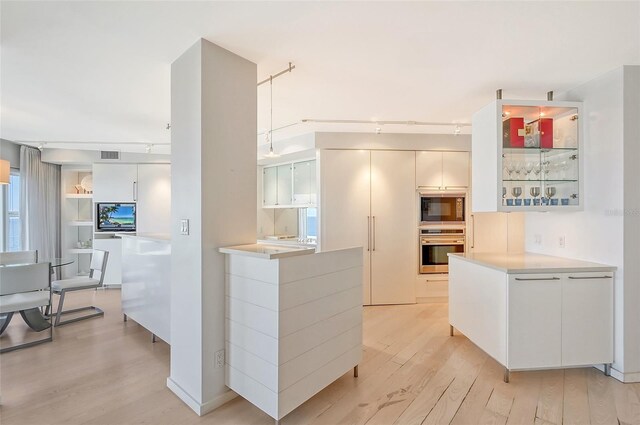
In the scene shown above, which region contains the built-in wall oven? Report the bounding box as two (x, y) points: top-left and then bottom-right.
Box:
(419, 193), (466, 225)
(419, 228), (465, 274)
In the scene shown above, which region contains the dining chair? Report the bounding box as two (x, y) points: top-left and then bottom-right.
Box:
(50, 250), (109, 326)
(0, 250), (38, 265)
(0, 262), (52, 353)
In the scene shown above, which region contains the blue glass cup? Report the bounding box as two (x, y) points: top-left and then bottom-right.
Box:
(524, 199), (531, 206)
(506, 199), (514, 206)
(515, 199), (522, 206)
(541, 198), (549, 205)
(550, 198), (559, 206)
(561, 198), (570, 206)
(533, 198), (541, 206)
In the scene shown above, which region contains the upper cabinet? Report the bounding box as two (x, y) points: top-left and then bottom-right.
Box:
(472, 100), (583, 212)
(293, 160), (317, 206)
(263, 159), (316, 208)
(416, 151), (469, 189)
(93, 164), (138, 203)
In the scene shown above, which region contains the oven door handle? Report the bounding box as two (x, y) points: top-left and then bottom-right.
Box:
(421, 241), (466, 246)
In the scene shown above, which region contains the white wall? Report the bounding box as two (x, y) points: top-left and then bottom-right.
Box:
(0, 139), (20, 168)
(525, 66), (640, 380)
(169, 38), (257, 413)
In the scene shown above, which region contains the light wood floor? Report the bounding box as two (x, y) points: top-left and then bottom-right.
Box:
(2, 289), (639, 425)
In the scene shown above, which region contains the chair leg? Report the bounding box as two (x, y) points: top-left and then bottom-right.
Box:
(55, 290), (66, 327)
(0, 312), (14, 335)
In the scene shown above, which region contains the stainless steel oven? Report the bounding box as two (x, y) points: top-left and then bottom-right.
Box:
(419, 228), (465, 274)
(419, 193), (466, 226)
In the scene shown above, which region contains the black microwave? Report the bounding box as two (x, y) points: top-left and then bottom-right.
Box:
(420, 193), (466, 225)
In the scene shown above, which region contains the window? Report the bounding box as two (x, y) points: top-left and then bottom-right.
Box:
(298, 207), (317, 241)
(1, 172), (21, 251)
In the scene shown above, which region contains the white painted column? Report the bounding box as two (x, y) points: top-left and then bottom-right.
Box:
(168, 38), (257, 415)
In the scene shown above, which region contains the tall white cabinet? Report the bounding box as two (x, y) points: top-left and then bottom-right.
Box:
(320, 149), (415, 305)
(92, 163), (171, 285)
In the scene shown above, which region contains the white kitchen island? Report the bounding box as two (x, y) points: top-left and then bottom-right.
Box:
(448, 252), (616, 382)
(121, 233), (171, 343)
(219, 243), (363, 423)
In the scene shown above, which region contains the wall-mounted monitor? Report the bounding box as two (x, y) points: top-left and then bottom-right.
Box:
(96, 203), (136, 232)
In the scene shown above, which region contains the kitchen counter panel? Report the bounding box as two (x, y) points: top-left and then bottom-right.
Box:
(219, 243), (315, 259)
(449, 252), (616, 274)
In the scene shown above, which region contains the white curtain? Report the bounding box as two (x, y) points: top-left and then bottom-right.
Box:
(20, 146), (61, 261)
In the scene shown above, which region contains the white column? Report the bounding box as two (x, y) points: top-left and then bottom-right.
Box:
(168, 38), (257, 415)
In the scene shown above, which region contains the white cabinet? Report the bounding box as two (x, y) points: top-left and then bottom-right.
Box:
(263, 166), (278, 206)
(93, 238), (122, 285)
(136, 164), (171, 234)
(92, 164), (138, 203)
(561, 273), (614, 366)
(320, 150), (372, 304)
(507, 272), (614, 370)
(508, 274), (562, 369)
(471, 99), (583, 212)
(370, 151), (416, 305)
(263, 161), (316, 208)
(416, 151), (469, 189)
(320, 149), (415, 305)
(469, 212), (524, 253)
(293, 160), (316, 205)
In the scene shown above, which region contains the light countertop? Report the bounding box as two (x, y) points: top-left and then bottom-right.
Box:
(118, 233), (171, 243)
(449, 252), (616, 274)
(219, 243), (316, 259)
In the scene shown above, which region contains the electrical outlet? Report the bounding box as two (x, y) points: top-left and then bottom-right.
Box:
(534, 234), (542, 245)
(559, 236), (566, 248)
(215, 349), (225, 368)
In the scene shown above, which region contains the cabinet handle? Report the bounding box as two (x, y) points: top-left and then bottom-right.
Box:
(568, 275), (613, 279)
(367, 216), (370, 252)
(470, 214), (475, 249)
(133, 181), (138, 201)
(372, 216), (376, 251)
(514, 277), (560, 281)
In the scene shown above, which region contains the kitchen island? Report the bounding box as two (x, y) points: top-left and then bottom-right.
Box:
(121, 233), (171, 343)
(448, 252), (616, 382)
(220, 243), (362, 422)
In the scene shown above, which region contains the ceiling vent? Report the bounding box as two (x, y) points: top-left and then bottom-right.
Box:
(100, 150), (120, 160)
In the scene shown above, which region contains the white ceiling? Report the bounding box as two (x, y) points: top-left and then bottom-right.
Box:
(1, 1), (639, 152)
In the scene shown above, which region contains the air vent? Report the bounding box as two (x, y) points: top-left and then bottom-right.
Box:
(100, 150), (120, 160)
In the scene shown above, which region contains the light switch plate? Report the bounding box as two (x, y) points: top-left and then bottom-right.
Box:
(180, 219), (189, 235)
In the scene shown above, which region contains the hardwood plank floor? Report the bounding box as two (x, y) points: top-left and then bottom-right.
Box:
(1, 289), (639, 425)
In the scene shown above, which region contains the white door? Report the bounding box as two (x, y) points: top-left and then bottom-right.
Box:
(442, 152), (469, 188)
(320, 150), (372, 305)
(137, 164), (171, 234)
(277, 164), (292, 206)
(561, 273), (614, 366)
(469, 212), (508, 253)
(370, 150), (416, 305)
(262, 166), (277, 207)
(92, 164), (138, 203)
(416, 151), (442, 189)
(508, 274), (562, 369)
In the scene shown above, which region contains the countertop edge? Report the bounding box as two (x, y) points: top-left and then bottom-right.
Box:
(448, 253), (617, 274)
(118, 233), (171, 243)
(219, 244), (316, 260)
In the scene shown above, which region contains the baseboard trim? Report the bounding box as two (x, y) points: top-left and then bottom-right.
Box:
(166, 377), (238, 416)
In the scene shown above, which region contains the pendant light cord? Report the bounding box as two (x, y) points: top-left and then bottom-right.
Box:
(270, 75), (273, 151)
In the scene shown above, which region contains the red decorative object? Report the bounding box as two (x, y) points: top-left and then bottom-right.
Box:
(538, 118), (554, 149)
(503, 117), (524, 148)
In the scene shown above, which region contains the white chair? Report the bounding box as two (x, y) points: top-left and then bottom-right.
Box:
(50, 250), (109, 326)
(0, 262), (52, 353)
(0, 250), (38, 265)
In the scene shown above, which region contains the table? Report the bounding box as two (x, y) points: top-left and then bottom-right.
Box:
(0, 258), (75, 332)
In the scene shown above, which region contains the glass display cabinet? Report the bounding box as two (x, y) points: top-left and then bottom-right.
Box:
(472, 100), (583, 212)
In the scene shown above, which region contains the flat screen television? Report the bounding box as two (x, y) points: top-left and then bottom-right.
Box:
(96, 203), (136, 232)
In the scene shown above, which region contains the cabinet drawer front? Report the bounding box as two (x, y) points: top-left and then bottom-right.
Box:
(508, 275), (562, 369)
(562, 274), (614, 366)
